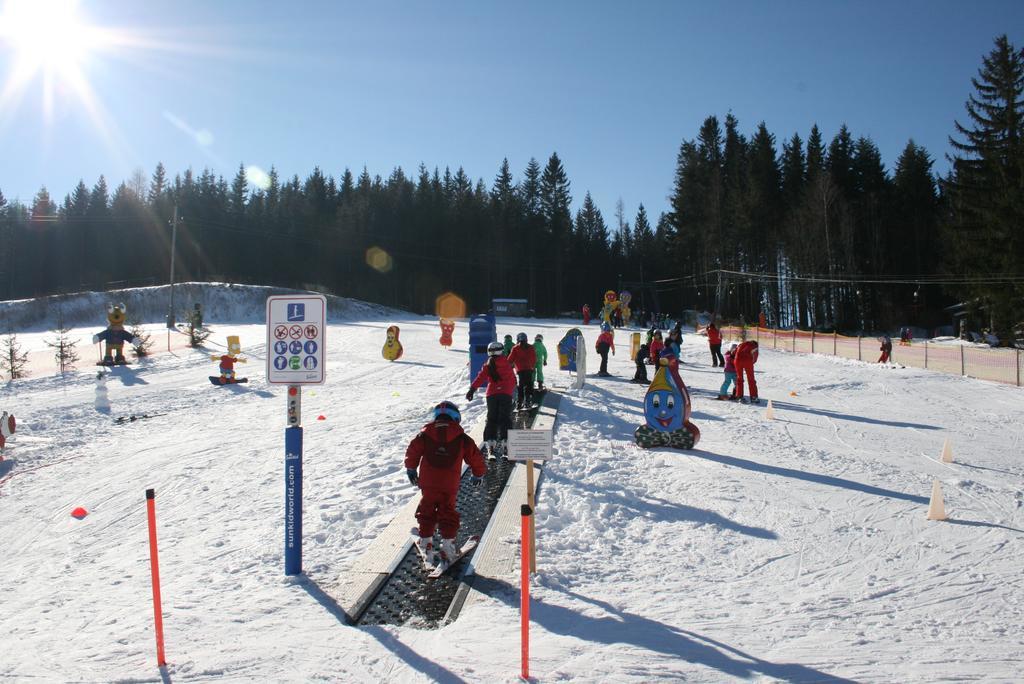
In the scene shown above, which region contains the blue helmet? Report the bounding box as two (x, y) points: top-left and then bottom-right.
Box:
(517, 332), (528, 343)
(433, 401), (461, 423)
(601, 322), (611, 332)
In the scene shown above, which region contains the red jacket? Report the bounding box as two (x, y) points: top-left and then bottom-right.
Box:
(735, 341), (759, 365)
(596, 331), (615, 353)
(507, 342), (537, 372)
(470, 355), (517, 396)
(405, 419), (485, 493)
(648, 339), (663, 363)
(706, 325), (722, 345)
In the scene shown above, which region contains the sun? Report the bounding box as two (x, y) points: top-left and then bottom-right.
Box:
(0, 0), (109, 122)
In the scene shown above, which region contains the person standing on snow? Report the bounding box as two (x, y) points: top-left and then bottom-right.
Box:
(502, 334), (514, 356)
(533, 333), (548, 392)
(405, 401), (486, 566)
(633, 341), (651, 384)
(466, 341), (517, 456)
(717, 343), (739, 399)
(582, 304), (591, 325)
(595, 323), (615, 376)
(507, 332), (538, 410)
(878, 335), (892, 363)
(648, 329), (664, 365)
(706, 322), (724, 367)
(734, 340), (759, 404)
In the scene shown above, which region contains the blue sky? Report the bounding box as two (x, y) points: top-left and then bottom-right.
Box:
(1, 0), (1022, 224)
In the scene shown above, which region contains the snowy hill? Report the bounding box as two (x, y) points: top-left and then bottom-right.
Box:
(1, 285), (1022, 682)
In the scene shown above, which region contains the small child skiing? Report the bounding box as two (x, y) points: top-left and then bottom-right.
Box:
(717, 343), (738, 399)
(533, 333), (548, 392)
(466, 341), (517, 456)
(405, 401), (486, 567)
(648, 329), (664, 364)
(633, 342), (651, 384)
(595, 323), (615, 377)
(507, 332), (538, 410)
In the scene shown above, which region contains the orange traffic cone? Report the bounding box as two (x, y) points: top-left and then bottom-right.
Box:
(926, 479), (947, 521)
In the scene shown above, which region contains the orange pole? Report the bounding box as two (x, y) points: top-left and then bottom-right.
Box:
(146, 489), (167, 667)
(520, 504), (531, 680)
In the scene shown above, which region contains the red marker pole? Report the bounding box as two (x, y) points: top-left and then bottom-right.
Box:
(520, 504), (532, 680)
(145, 489), (167, 667)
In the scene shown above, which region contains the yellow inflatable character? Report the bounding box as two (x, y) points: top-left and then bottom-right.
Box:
(382, 325), (404, 361)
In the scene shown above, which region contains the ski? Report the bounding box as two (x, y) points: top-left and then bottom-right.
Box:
(114, 413), (163, 425)
(410, 531), (436, 571)
(209, 376), (248, 386)
(427, 535), (480, 579)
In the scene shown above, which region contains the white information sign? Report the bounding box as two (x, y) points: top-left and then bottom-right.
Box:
(266, 295), (326, 384)
(506, 429), (554, 462)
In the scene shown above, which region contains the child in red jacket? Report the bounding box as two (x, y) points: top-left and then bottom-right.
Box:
(405, 401), (486, 566)
(507, 332), (538, 410)
(466, 341), (517, 456)
(648, 330), (664, 365)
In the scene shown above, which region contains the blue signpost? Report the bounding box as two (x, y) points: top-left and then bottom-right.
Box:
(284, 421), (303, 575)
(266, 295), (326, 577)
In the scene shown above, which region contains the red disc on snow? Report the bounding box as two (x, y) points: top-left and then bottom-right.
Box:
(317, 415), (326, 421)
(71, 507), (88, 520)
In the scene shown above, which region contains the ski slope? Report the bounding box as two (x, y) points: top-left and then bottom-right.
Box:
(1, 286), (1022, 682)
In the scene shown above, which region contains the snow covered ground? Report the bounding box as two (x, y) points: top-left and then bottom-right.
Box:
(1, 285), (1022, 682)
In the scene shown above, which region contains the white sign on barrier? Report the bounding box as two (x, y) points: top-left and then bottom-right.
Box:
(266, 295), (327, 385)
(507, 429), (553, 461)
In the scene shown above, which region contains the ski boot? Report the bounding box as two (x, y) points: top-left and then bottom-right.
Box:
(439, 538), (459, 563)
(114, 354), (127, 365)
(496, 439), (508, 460)
(740, 397), (750, 404)
(750, 397), (761, 404)
(417, 536), (436, 567)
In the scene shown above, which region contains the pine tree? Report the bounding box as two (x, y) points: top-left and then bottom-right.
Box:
(46, 307), (79, 375)
(128, 318), (154, 357)
(540, 153), (572, 311)
(945, 34), (1024, 342)
(0, 332), (29, 380)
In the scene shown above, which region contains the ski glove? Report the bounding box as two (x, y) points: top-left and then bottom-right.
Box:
(470, 476), (483, 487)
(406, 468), (418, 486)
(465, 388), (475, 401)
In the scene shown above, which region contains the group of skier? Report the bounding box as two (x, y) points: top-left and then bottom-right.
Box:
(405, 330), (549, 573)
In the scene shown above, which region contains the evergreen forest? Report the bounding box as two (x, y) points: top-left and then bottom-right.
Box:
(1, 35), (1021, 341)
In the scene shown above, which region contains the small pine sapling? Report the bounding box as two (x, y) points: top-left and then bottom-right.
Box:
(177, 304), (210, 347)
(0, 333), (29, 380)
(128, 318), (154, 357)
(46, 307), (80, 375)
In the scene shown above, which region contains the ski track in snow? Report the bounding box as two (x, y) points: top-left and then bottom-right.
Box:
(1, 288), (1022, 682)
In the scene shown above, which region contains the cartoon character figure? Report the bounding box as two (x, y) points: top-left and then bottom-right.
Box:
(93, 303), (139, 366)
(634, 359), (701, 450)
(600, 290), (620, 326)
(382, 325), (404, 361)
(557, 328), (582, 371)
(439, 318), (455, 348)
(0, 410), (16, 451)
(210, 335), (247, 384)
(619, 291), (632, 327)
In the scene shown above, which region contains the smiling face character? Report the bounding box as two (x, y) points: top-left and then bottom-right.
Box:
(644, 367), (684, 432)
(107, 303), (126, 327)
(227, 335), (242, 357)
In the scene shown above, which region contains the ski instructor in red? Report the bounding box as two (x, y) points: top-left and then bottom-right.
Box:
(734, 340), (760, 403)
(405, 401), (486, 564)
